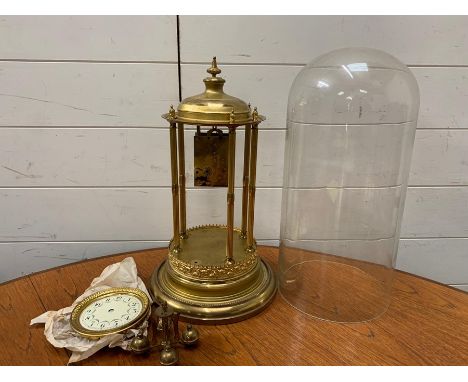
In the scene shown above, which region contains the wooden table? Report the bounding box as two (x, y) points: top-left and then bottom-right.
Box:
(1, 246), (467, 365)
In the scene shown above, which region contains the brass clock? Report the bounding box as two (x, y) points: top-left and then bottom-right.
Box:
(70, 287), (151, 339)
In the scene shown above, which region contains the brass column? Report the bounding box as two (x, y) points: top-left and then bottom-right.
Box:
(169, 121), (180, 251)
(177, 123), (187, 238)
(247, 122), (259, 250)
(226, 126), (236, 264)
(241, 124), (252, 238)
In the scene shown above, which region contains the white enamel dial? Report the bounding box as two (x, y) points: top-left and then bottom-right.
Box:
(78, 293), (143, 331)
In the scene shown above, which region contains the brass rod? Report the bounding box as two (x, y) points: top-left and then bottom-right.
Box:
(226, 126), (236, 263)
(247, 124), (259, 249)
(169, 122), (180, 251)
(177, 123), (187, 238)
(241, 124), (252, 238)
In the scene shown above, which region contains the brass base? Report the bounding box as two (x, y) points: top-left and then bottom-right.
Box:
(150, 226), (277, 323)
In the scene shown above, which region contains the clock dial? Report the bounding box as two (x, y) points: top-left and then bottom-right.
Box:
(78, 293), (143, 331)
(71, 288), (150, 338)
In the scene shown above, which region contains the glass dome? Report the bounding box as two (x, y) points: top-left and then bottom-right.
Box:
(279, 48), (420, 322)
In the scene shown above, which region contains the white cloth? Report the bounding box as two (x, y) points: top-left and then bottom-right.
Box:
(30, 257), (152, 364)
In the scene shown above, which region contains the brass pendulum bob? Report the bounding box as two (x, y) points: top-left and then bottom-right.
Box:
(160, 344), (179, 366)
(181, 324), (199, 346)
(130, 300), (200, 365)
(130, 331), (151, 355)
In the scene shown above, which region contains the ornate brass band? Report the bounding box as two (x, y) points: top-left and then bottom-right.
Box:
(168, 225), (258, 280)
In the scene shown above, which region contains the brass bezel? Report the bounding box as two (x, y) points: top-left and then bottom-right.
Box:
(70, 287), (151, 339)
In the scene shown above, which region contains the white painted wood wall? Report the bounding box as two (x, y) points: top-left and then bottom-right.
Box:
(0, 16), (467, 291)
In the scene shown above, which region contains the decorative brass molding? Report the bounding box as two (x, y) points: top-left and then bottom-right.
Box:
(168, 224), (258, 280)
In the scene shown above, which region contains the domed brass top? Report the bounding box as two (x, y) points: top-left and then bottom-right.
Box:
(163, 57), (264, 126)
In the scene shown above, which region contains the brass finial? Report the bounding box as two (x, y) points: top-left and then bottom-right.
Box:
(252, 107), (259, 122)
(169, 105), (176, 119)
(207, 56), (222, 77)
(248, 103), (251, 111)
